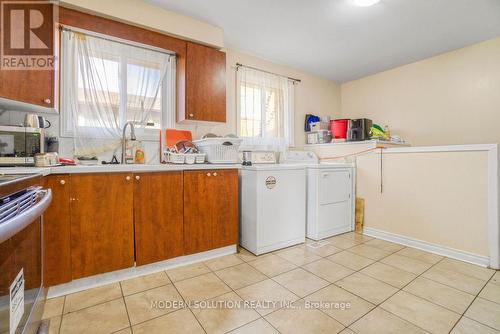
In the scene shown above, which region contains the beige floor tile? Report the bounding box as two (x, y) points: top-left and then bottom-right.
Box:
(350, 307), (428, 334)
(236, 247), (262, 262)
(205, 254), (244, 271)
(380, 253), (433, 275)
(381, 291), (461, 334)
(325, 235), (361, 249)
(305, 243), (343, 257)
(404, 277), (475, 314)
(247, 254), (297, 277)
(42, 297), (65, 319)
(347, 244), (392, 261)
(451, 317), (500, 334)
(335, 272), (398, 305)
(132, 309), (205, 334)
(396, 247), (443, 264)
(436, 258), (495, 281)
(305, 285), (375, 326)
(422, 266), (487, 295)
(272, 268), (329, 297)
(339, 329), (357, 334)
(265, 300), (345, 334)
(491, 271), (500, 285)
(364, 239), (405, 252)
(60, 299), (130, 334)
(191, 291), (260, 334)
(465, 298), (500, 330)
(166, 262), (211, 282)
(47, 316), (61, 334)
(174, 272), (231, 301)
(114, 328), (132, 334)
(327, 251), (375, 271)
(480, 282), (500, 304)
(63, 283), (122, 314)
(360, 262), (417, 288)
(120, 271), (171, 296)
(338, 232), (373, 243)
(228, 318), (279, 334)
(124, 284), (184, 325)
(215, 263), (267, 290)
(302, 259), (354, 283)
(276, 246), (322, 266)
(235, 279), (299, 316)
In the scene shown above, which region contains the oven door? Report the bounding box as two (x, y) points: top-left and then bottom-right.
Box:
(0, 188), (52, 334)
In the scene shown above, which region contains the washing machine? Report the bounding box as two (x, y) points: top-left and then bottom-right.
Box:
(239, 152), (314, 255)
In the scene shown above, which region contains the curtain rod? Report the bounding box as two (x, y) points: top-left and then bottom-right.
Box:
(60, 25), (176, 57)
(235, 63), (301, 83)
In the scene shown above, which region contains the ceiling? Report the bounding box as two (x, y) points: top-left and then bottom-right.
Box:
(147, 0), (500, 83)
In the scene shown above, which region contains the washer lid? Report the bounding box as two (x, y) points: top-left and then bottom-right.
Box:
(241, 164), (306, 171)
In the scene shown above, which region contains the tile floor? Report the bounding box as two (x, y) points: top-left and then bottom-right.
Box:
(42, 232), (500, 334)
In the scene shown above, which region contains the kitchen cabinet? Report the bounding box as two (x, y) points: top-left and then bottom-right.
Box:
(134, 172), (184, 265)
(182, 42), (226, 122)
(70, 173), (134, 279)
(43, 175), (72, 286)
(184, 170), (238, 254)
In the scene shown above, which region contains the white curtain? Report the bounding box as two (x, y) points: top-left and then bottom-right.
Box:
(61, 29), (173, 157)
(237, 66), (295, 151)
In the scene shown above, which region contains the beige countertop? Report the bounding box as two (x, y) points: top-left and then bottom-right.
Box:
(0, 163), (241, 176)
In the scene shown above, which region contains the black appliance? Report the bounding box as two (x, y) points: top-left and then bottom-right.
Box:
(347, 118), (372, 141)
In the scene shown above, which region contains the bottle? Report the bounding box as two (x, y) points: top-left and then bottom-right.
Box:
(383, 125), (391, 141)
(134, 141), (145, 164)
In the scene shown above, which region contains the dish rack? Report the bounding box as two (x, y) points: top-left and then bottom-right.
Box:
(165, 152), (206, 164)
(193, 138), (243, 164)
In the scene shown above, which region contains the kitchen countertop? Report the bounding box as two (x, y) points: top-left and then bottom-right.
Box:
(0, 163), (241, 176)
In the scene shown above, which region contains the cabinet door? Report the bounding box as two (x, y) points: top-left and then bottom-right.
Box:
(184, 42), (226, 122)
(319, 170), (351, 205)
(183, 171), (214, 254)
(43, 175), (71, 286)
(0, 69), (54, 107)
(211, 170), (238, 249)
(134, 172), (184, 265)
(70, 173), (134, 279)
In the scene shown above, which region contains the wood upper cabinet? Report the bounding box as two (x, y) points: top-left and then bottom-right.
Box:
(184, 170), (238, 254)
(0, 2), (55, 108)
(43, 175), (71, 286)
(182, 42), (226, 122)
(134, 172), (184, 266)
(69, 173), (134, 279)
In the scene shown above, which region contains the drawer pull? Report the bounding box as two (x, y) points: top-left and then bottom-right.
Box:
(207, 173), (211, 177)
(135, 175), (141, 181)
(213, 172), (218, 177)
(126, 176), (131, 181)
(60, 180), (66, 185)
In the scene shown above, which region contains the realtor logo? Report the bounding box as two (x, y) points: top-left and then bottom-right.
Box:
(1, 1), (56, 70)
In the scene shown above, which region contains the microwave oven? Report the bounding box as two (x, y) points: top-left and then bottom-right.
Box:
(0, 126), (44, 166)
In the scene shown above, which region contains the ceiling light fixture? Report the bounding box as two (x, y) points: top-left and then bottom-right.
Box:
(352, 0), (381, 7)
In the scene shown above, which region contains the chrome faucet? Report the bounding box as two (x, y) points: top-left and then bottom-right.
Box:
(121, 121), (137, 164)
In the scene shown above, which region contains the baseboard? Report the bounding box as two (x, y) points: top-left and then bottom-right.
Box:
(363, 227), (491, 268)
(47, 245), (237, 298)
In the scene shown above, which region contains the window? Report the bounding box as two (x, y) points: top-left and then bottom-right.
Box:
(61, 29), (176, 143)
(237, 66), (295, 148)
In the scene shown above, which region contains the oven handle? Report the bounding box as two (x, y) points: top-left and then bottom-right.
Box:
(0, 189), (52, 244)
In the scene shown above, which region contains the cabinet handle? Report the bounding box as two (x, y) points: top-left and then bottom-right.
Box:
(126, 176), (131, 181)
(43, 98), (51, 105)
(189, 113), (194, 118)
(60, 179), (66, 185)
(207, 173), (211, 177)
(213, 172), (218, 177)
(135, 175), (141, 181)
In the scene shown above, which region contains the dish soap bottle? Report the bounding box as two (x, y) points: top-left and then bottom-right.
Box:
(134, 141), (145, 164)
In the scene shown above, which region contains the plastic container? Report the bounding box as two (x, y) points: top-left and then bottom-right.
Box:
(193, 138), (242, 163)
(330, 119), (349, 139)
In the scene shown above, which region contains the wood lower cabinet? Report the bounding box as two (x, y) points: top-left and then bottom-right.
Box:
(183, 42), (226, 122)
(70, 173), (134, 279)
(43, 175), (72, 286)
(134, 172), (184, 265)
(184, 170), (238, 254)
